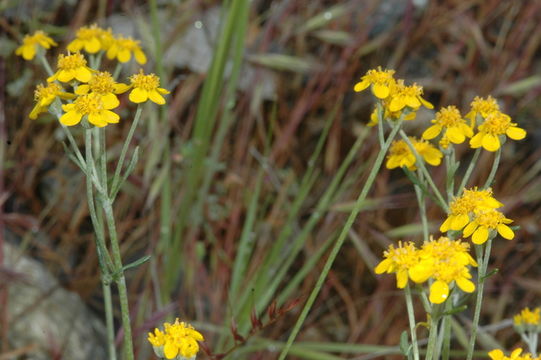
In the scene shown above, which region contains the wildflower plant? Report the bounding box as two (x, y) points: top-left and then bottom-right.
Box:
(17, 24), (176, 360)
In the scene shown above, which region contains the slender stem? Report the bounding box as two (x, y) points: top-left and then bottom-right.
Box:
(377, 102), (385, 147)
(399, 131), (449, 212)
(444, 148), (455, 201)
(37, 54), (54, 76)
(110, 106), (143, 198)
(62, 126), (86, 168)
(102, 281), (117, 360)
(414, 180), (428, 243)
(441, 297), (452, 360)
(405, 284), (420, 360)
(113, 63), (122, 80)
(483, 148), (501, 189)
(458, 148), (481, 196)
(425, 313), (440, 360)
(532, 331), (538, 356)
(466, 239), (493, 360)
(277, 117), (404, 360)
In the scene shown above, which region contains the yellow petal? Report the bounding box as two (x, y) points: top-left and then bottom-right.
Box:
(67, 39), (83, 52)
(75, 84), (90, 95)
(429, 280), (449, 304)
(22, 45), (36, 60)
(396, 269), (408, 288)
(157, 87), (170, 94)
(456, 277), (475, 293)
(389, 97), (405, 112)
(386, 156), (400, 169)
(440, 217), (452, 232)
(372, 83), (390, 99)
(102, 93), (120, 109)
(58, 69), (75, 83)
(497, 224), (514, 240)
(134, 49), (147, 64)
(420, 97), (434, 109)
(451, 214), (470, 231)
(118, 48), (131, 63)
(472, 226), (489, 245)
(446, 127), (465, 144)
(102, 110), (120, 124)
(129, 87), (148, 103)
(106, 46), (117, 60)
(469, 132), (483, 148)
(88, 113), (108, 127)
(60, 110), (83, 126)
(482, 133), (500, 152)
(405, 95), (421, 109)
(488, 349), (504, 360)
(353, 79), (370, 92)
(375, 258), (392, 274)
(29, 105), (44, 119)
(463, 221), (478, 237)
(149, 90), (166, 105)
(506, 126), (526, 140)
(422, 125), (441, 140)
(84, 37), (101, 53)
(422, 148), (442, 166)
(408, 262), (433, 283)
(163, 342), (178, 359)
(113, 83), (131, 94)
(75, 67), (92, 83)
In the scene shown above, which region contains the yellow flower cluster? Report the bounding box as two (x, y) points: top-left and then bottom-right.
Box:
(422, 105), (473, 149)
(514, 307), (541, 333)
(375, 237), (477, 304)
(386, 137), (442, 171)
(441, 188), (514, 244)
(18, 24), (169, 127)
(148, 319), (204, 360)
(489, 348), (541, 360)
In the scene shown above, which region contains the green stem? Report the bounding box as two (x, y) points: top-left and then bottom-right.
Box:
(414, 180), (429, 243)
(37, 54), (54, 76)
(102, 281), (117, 360)
(399, 131), (449, 212)
(277, 117), (404, 360)
(441, 297), (452, 360)
(466, 239), (493, 360)
(110, 106), (143, 198)
(376, 102), (385, 147)
(483, 148), (501, 189)
(444, 148), (455, 201)
(405, 284), (420, 360)
(458, 148), (481, 196)
(113, 63), (123, 80)
(425, 313), (440, 360)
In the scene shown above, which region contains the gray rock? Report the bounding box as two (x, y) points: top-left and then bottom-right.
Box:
(4, 241), (106, 360)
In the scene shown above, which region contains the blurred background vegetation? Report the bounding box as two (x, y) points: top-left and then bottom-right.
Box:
(2, 0), (541, 359)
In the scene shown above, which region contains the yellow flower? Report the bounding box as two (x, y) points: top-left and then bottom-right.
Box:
(148, 319), (204, 360)
(514, 307), (541, 327)
(47, 53), (93, 83)
(126, 70), (170, 105)
(29, 83), (75, 119)
(367, 104), (416, 127)
(375, 241), (420, 289)
(466, 95), (500, 125)
(470, 111), (527, 152)
(75, 71), (129, 109)
(387, 80), (433, 113)
(409, 237), (477, 304)
(488, 348), (538, 360)
(106, 35), (147, 64)
(462, 208), (514, 244)
(15, 30), (57, 60)
(386, 137), (442, 171)
(440, 188), (503, 232)
(67, 24), (112, 54)
(60, 93), (119, 127)
(422, 106), (473, 148)
(354, 67), (396, 99)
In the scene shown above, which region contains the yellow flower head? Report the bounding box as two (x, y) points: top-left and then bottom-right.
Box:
(440, 188), (503, 232)
(375, 241), (420, 289)
(387, 80), (433, 113)
(67, 24), (112, 54)
(470, 111), (527, 152)
(466, 96), (500, 124)
(148, 319), (204, 360)
(462, 208), (514, 244)
(60, 93), (119, 127)
(106, 35), (147, 64)
(409, 237), (477, 304)
(15, 30), (57, 60)
(127, 70), (170, 105)
(514, 307), (541, 331)
(422, 106), (473, 148)
(386, 137), (442, 171)
(354, 67), (396, 99)
(75, 71), (129, 109)
(47, 53), (93, 83)
(29, 83), (75, 119)
(488, 348), (540, 360)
